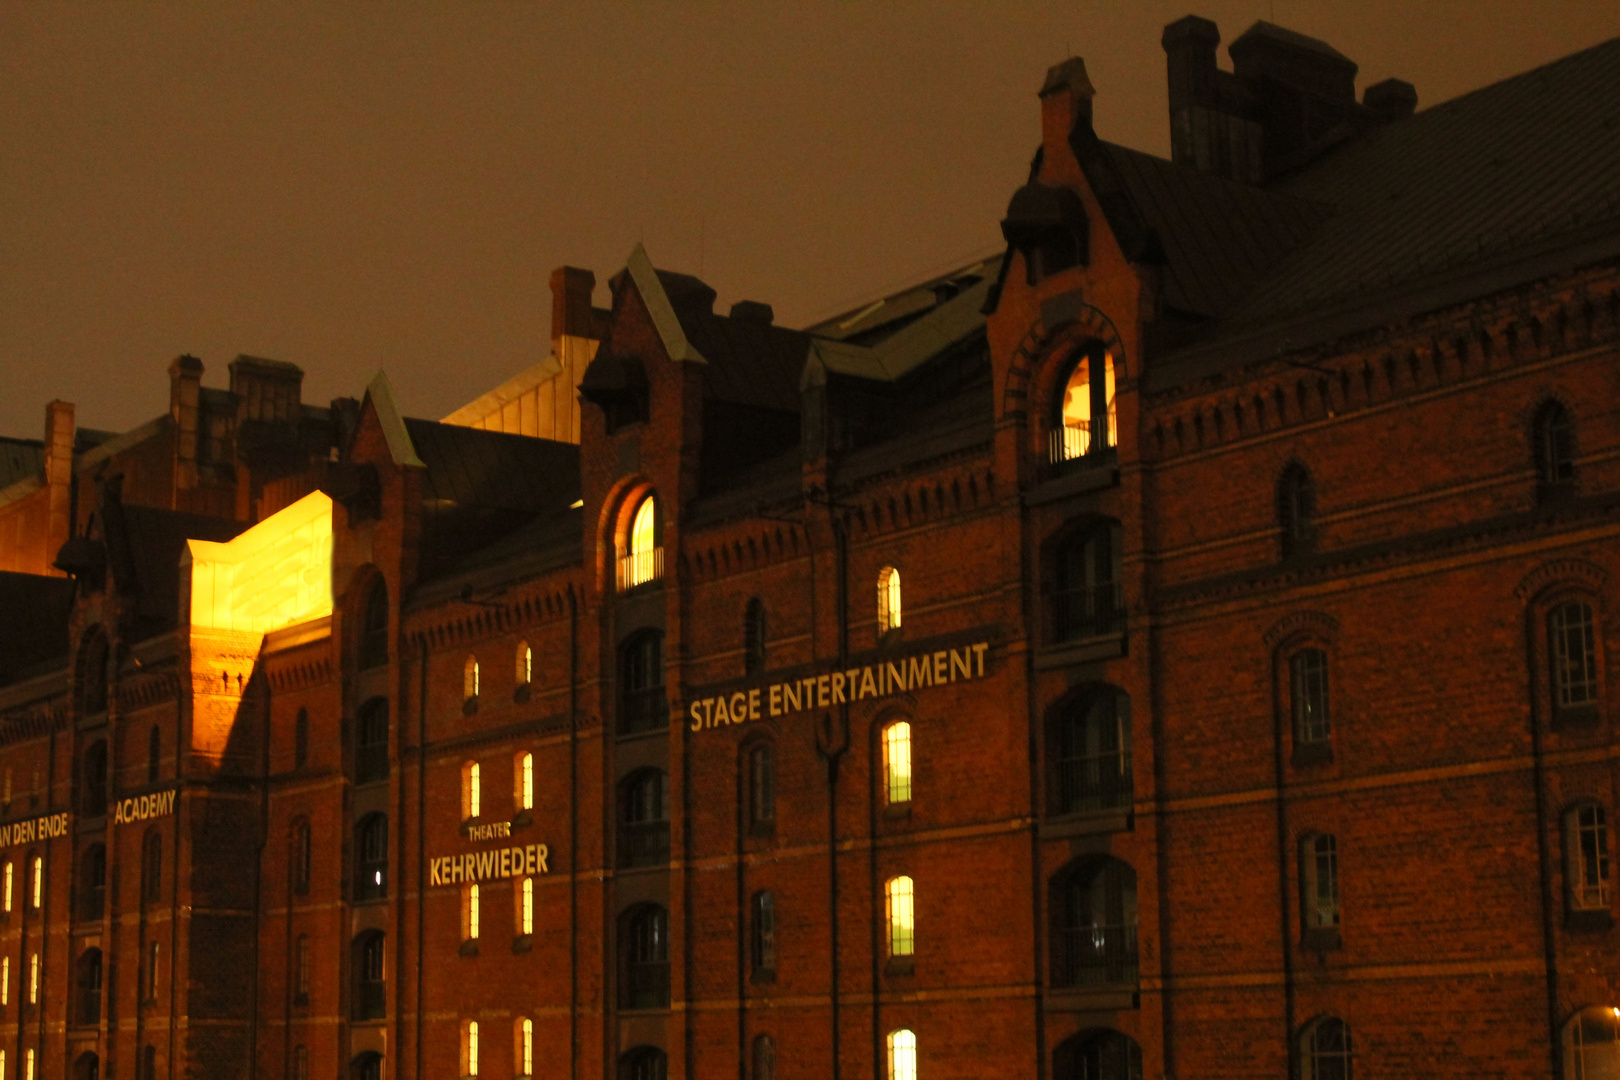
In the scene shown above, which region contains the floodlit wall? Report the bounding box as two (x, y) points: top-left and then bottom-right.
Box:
(188, 490), (333, 633)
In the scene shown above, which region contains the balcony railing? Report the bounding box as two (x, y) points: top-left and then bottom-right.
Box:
(1049, 414), (1116, 465)
(1056, 752), (1133, 815)
(618, 547), (664, 591)
(355, 744), (389, 785)
(354, 981), (386, 1021)
(624, 961), (670, 1010)
(619, 821), (670, 868)
(619, 688), (667, 735)
(1054, 581), (1124, 641)
(1052, 922), (1138, 988)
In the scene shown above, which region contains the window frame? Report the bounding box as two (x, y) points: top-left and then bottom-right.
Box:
(620, 905), (671, 1011)
(751, 890), (777, 983)
(885, 1029), (917, 1080)
(747, 742), (776, 835)
(881, 720), (913, 811)
(1050, 856), (1139, 990)
(1563, 1006), (1620, 1080)
(1049, 685), (1132, 818)
(354, 813), (388, 902)
(1549, 598), (1603, 723)
(1298, 1015), (1353, 1080)
(1050, 342), (1117, 465)
(1564, 802), (1614, 928)
(1277, 461), (1317, 560)
(617, 631), (667, 736)
(618, 769), (670, 869)
(877, 567), (902, 635)
(1299, 832), (1342, 950)
(884, 875), (915, 969)
(1533, 398), (1578, 495)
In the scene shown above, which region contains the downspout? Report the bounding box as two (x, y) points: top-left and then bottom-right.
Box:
(249, 679), (271, 1078)
(1527, 609), (1562, 1079)
(1271, 660), (1296, 1078)
(828, 514), (850, 1080)
(567, 585), (579, 1080)
(397, 638), (412, 1079)
(43, 702), (58, 1068)
(416, 635), (428, 1080)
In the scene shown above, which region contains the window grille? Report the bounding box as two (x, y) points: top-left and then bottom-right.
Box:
(1291, 649), (1331, 744)
(618, 632), (667, 734)
(355, 814), (388, 901)
(886, 1030), (917, 1080)
(877, 568), (902, 633)
(749, 744), (776, 830)
(624, 907), (670, 1009)
(619, 496), (663, 589)
(883, 722), (913, 806)
(1053, 524), (1122, 641)
(885, 876), (915, 958)
(1052, 859), (1138, 987)
(1550, 601), (1599, 709)
(1301, 1017), (1352, 1080)
(1055, 690), (1132, 815)
(1052, 348), (1117, 463)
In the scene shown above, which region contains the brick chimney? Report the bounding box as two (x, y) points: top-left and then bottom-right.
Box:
(550, 267), (601, 344)
(169, 354), (204, 500)
(1039, 57), (1096, 164)
(42, 400), (75, 577)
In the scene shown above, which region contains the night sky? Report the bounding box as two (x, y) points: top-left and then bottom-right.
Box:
(3, 1), (1617, 438)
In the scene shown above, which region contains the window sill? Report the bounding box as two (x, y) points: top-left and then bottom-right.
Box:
(1034, 633), (1126, 670)
(883, 802), (912, 821)
(1045, 986), (1138, 1012)
(1566, 908), (1612, 932)
(512, 934), (533, 954)
(1291, 742), (1333, 767)
(510, 809), (533, 831)
(884, 956), (914, 977)
(748, 821), (776, 839)
(292, 993), (309, 1007)
(1554, 704), (1602, 731)
(1301, 927), (1342, 952)
(750, 968), (776, 986)
(615, 725), (670, 744)
(1026, 454), (1119, 506)
(459, 940), (480, 957)
(1041, 808), (1132, 839)
(617, 1004), (672, 1016)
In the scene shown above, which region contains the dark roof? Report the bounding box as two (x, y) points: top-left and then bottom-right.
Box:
(0, 438), (43, 490)
(0, 572), (73, 686)
(683, 314), (809, 414)
(109, 505), (246, 634)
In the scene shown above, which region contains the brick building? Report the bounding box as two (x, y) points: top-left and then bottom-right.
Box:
(0, 15), (1617, 1080)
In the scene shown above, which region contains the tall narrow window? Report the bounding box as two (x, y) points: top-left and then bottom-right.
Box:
(147, 725), (161, 783)
(360, 581), (389, 669)
(294, 708), (309, 769)
(352, 933), (385, 1020)
(355, 698), (389, 784)
(1291, 649), (1331, 746)
(1053, 521), (1121, 641)
(1278, 463), (1316, 559)
(292, 1046), (308, 1080)
(622, 1047), (667, 1080)
(1300, 1016), (1352, 1080)
(886, 1030), (917, 1080)
(753, 1035), (776, 1080)
(29, 854), (42, 910)
(883, 722), (913, 806)
(877, 567), (902, 633)
(517, 876), (534, 936)
(464, 882), (481, 941)
(4, 861), (13, 912)
(749, 744), (776, 832)
(619, 494), (663, 589)
(293, 821), (312, 895)
(1053, 345), (1117, 462)
(1302, 833), (1341, 941)
(1564, 1007), (1620, 1080)
(28, 953), (38, 1004)
(516, 1018), (534, 1078)
(1060, 1031), (1143, 1080)
(1052, 858), (1138, 987)
(78, 845), (106, 922)
(81, 740), (108, 816)
(1567, 803), (1612, 914)
(517, 641), (533, 688)
(464, 656), (480, 705)
(146, 940), (160, 1002)
(25, 1049), (34, 1080)
(1534, 399), (1577, 487)
(294, 936), (310, 1002)
(515, 752), (534, 812)
(2, 955), (9, 1005)
(354, 814), (388, 901)
(751, 891), (776, 980)
(462, 762), (482, 820)
(619, 770), (670, 868)
(464, 1020), (480, 1077)
(622, 906), (670, 1009)
(618, 631), (666, 734)
(885, 876), (915, 959)
(1550, 600), (1600, 712)
(75, 947), (102, 1024)
(1053, 689), (1131, 815)
(744, 599), (767, 675)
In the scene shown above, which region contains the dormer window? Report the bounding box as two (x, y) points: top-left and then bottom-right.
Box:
(1001, 183), (1089, 285)
(578, 350), (649, 434)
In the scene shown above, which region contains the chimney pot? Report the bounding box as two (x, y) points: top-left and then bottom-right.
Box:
(728, 300), (774, 325)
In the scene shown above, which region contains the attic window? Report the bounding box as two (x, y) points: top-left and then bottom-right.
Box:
(1001, 183), (1089, 285)
(1051, 345), (1117, 463)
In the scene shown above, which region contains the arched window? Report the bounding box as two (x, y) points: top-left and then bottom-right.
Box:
(351, 1053), (383, 1080)
(1052, 344), (1117, 463)
(292, 820), (312, 895)
(516, 641), (533, 691)
(463, 1020), (480, 1077)
(73, 1052), (99, 1080)
(1564, 1007), (1620, 1079)
(75, 947), (102, 1025)
(751, 891), (776, 981)
(1, 860), (10, 912)
(463, 882), (481, 942)
(515, 1018), (535, 1078)
(752, 1034), (776, 1080)
(351, 932), (385, 1020)
(464, 655), (481, 710)
(29, 853), (43, 910)
(1299, 1016), (1352, 1080)
(291, 1046), (306, 1080)
(515, 751), (535, 812)
(144, 940), (159, 1002)
(516, 875), (535, 936)
(748, 743), (775, 832)
(462, 761), (482, 820)
(1549, 600), (1600, 714)
(78, 845), (106, 922)
(1052, 858), (1137, 987)
(618, 631), (666, 734)
(1055, 1030), (1143, 1080)
(1051, 687), (1132, 816)
(359, 581), (389, 669)
(28, 951), (39, 1004)
(621, 906), (670, 1010)
(1052, 520), (1122, 641)
(619, 770), (669, 868)
(81, 740), (108, 816)
(354, 813), (388, 901)
(1278, 462), (1316, 559)
(885, 1030), (917, 1080)
(1290, 647), (1332, 748)
(882, 721), (913, 807)
(885, 875), (915, 960)
(294, 934), (310, 1002)
(877, 568), (902, 634)
(147, 725), (161, 783)
(744, 598), (767, 675)
(1534, 399), (1577, 488)
(77, 629), (109, 716)
(1565, 803), (1612, 916)
(141, 832), (162, 903)
(355, 698), (389, 784)
(620, 1047), (667, 1080)
(1301, 833), (1341, 945)
(294, 708), (309, 769)
(619, 494), (663, 589)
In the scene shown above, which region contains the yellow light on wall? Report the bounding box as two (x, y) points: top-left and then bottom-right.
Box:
(187, 491), (334, 634)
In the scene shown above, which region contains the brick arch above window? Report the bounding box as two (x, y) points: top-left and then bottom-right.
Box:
(1262, 609), (1341, 650)
(1515, 558), (1607, 603)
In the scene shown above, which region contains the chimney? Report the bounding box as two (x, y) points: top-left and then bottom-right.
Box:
(1163, 15), (1221, 153)
(1363, 78), (1418, 122)
(42, 400), (75, 577)
(229, 356), (304, 424)
(169, 354), (204, 499)
(1039, 57), (1096, 163)
(729, 300), (774, 325)
(550, 267), (600, 343)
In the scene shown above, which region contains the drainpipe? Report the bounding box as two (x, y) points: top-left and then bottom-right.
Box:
(416, 635), (428, 1080)
(1271, 660), (1296, 1079)
(567, 585), (579, 1080)
(1527, 610), (1561, 1079)
(821, 513), (851, 1080)
(249, 679), (271, 1078)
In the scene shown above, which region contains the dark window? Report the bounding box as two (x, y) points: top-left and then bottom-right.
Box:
(1053, 523), (1121, 641)
(1534, 400), (1577, 487)
(78, 845), (106, 922)
(753, 1035), (776, 1080)
(359, 581), (389, 670)
(1053, 688), (1132, 816)
(295, 935), (311, 1001)
(744, 599), (767, 675)
(622, 907), (670, 1010)
(1033, 229), (1080, 279)
(751, 891), (776, 981)
(81, 740), (108, 817)
(1291, 649), (1331, 745)
(75, 948), (102, 1025)
(1550, 601), (1600, 710)
(352, 932), (385, 1020)
(749, 744), (775, 832)
(1051, 858), (1137, 988)
(1302, 833), (1341, 936)
(618, 631), (666, 735)
(142, 1047), (156, 1080)
(351, 1052), (383, 1080)
(1566, 803), (1612, 913)
(1055, 1030), (1143, 1080)
(141, 832), (162, 904)
(147, 726), (161, 783)
(355, 814), (388, 901)
(294, 708), (309, 769)
(619, 771), (669, 868)
(620, 1047), (667, 1080)
(1278, 463), (1316, 559)
(77, 630), (109, 716)
(1300, 1016), (1352, 1080)
(355, 699), (389, 785)
(292, 821), (312, 895)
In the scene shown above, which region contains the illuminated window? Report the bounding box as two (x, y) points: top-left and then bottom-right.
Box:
(1550, 601), (1600, 711)
(462, 762), (482, 820)
(744, 598), (767, 675)
(877, 567), (902, 633)
(1564, 1007), (1620, 1079)
(464, 655), (480, 703)
(1053, 857), (1138, 987)
(516, 752), (534, 812)
(3, 861), (12, 911)
(751, 891), (776, 980)
(355, 814), (388, 901)
(1301, 833), (1340, 937)
(619, 770), (669, 868)
(618, 631), (666, 734)
(1053, 688), (1132, 816)
(619, 494), (663, 589)
(753, 1034), (776, 1080)
(1278, 462), (1316, 559)
(25, 1048), (34, 1080)
(1299, 1016), (1352, 1080)
(294, 935), (310, 1001)
(360, 581), (389, 669)
(464, 1019), (480, 1077)
(885, 876), (915, 958)
(1, 955), (8, 1005)
(883, 722), (912, 806)
(1052, 346), (1117, 463)
(516, 876), (534, 936)
(29, 854), (42, 909)
(517, 641), (532, 687)
(886, 1029), (917, 1080)
(749, 744), (775, 832)
(1291, 649), (1331, 746)
(516, 1018), (534, 1078)
(28, 952), (39, 1004)
(147, 939), (161, 1001)
(463, 882), (481, 941)
(1566, 803), (1612, 913)
(1534, 399), (1577, 488)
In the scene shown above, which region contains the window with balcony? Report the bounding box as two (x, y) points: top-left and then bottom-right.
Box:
(619, 770), (669, 868)
(1051, 857), (1137, 989)
(354, 814), (387, 901)
(1566, 803), (1612, 924)
(1299, 1016), (1352, 1080)
(877, 567), (902, 635)
(1051, 521), (1122, 642)
(352, 932), (385, 1020)
(359, 581), (389, 670)
(1301, 832), (1341, 948)
(355, 698), (389, 785)
(1051, 345), (1116, 464)
(619, 495), (662, 590)
(621, 905), (670, 1010)
(1050, 687), (1132, 817)
(1054, 1030), (1143, 1080)
(618, 631), (666, 735)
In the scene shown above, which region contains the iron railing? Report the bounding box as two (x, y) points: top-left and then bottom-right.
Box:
(1054, 581), (1123, 641)
(1056, 751), (1133, 815)
(1049, 414), (1115, 465)
(624, 961), (670, 1010)
(619, 821), (670, 868)
(618, 547), (664, 591)
(355, 744), (389, 785)
(354, 981), (386, 1021)
(1052, 922), (1138, 988)
(620, 687), (667, 734)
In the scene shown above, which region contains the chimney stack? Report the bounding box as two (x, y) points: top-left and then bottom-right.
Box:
(169, 354), (204, 500)
(1363, 78), (1418, 122)
(550, 267), (600, 343)
(42, 400), (75, 576)
(1039, 57), (1096, 163)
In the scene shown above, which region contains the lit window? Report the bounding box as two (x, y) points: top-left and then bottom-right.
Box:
(25, 1048), (35, 1080)
(1299, 1016), (1352, 1080)
(619, 494), (663, 589)
(465, 882), (481, 941)
(3, 861), (12, 911)
(1302, 833), (1340, 934)
(517, 876), (534, 936)
(1564, 1007), (1620, 1079)
(1, 955), (8, 1005)
(1053, 347), (1117, 462)
(877, 567), (902, 633)
(885, 876), (915, 958)
(1567, 804), (1612, 912)
(883, 722), (912, 806)
(517, 641), (532, 687)
(1291, 649), (1331, 745)
(28, 952), (39, 1004)
(886, 1029), (917, 1080)
(465, 1019), (480, 1077)
(517, 1018), (534, 1078)
(30, 855), (42, 909)
(1550, 601), (1599, 710)
(516, 752), (534, 812)
(463, 762), (482, 820)
(464, 656), (480, 702)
